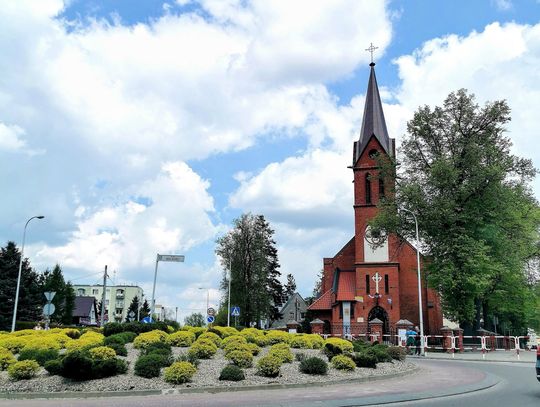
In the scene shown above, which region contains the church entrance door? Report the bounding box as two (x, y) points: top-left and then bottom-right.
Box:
(368, 306), (390, 335)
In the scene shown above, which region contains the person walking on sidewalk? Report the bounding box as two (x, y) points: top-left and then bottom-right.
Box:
(414, 332), (422, 355)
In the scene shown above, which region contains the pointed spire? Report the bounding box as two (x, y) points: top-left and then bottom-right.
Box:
(355, 63), (391, 163)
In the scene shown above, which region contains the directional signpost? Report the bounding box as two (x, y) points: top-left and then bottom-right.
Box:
(151, 253), (185, 321)
(43, 291), (56, 330)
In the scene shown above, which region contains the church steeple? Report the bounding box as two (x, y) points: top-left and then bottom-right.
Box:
(354, 62), (391, 164)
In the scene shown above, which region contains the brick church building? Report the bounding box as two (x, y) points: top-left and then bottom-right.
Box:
(308, 62), (443, 338)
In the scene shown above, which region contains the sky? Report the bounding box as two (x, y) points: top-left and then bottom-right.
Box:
(1, 0), (539, 323)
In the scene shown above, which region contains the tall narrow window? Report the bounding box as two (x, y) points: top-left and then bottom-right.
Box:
(379, 178), (385, 198)
(384, 274), (389, 294)
(365, 173), (372, 204)
(366, 274), (370, 294)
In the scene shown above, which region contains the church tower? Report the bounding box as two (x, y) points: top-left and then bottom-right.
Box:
(308, 56), (443, 338)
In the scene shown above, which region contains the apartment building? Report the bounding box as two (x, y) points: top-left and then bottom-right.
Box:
(73, 284), (144, 323)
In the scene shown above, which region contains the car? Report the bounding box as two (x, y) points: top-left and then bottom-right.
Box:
(537, 345), (540, 382)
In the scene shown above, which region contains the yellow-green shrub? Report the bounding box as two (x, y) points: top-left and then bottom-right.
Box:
(198, 332), (222, 347)
(21, 336), (61, 352)
(257, 354), (282, 377)
(221, 335), (247, 349)
(0, 347), (16, 370)
(8, 360), (40, 380)
(163, 361), (196, 384)
(268, 343), (293, 363)
(239, 328), (263, 343)
(167, 331), (195, 347)
(11, 329), (36, 337)
(331, 354), (356, 371)
(212, 326), (239, 338)
(323, 337), (353, 354)
(187, 340), (217, 359)
(65, 332), (104, 352)
(266, 330), (290, 345)
(61, 328), (81, 339)
(0, 336), (27, 353)
(247, 342), (261, 356)
(290, 335), (312, 349)
(188, 327), (206, 338)
(254, 335), (270, 347)
(225, 350), (253, 367)
(89, 346), (117, 361)
(224, 342), (251, 357)
(133, 330), (168, 349)
(306, 334), (324, 349)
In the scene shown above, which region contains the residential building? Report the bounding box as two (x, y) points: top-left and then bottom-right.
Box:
(72, 296), (98, 326)
(73, 284), (144, 323)
(271, 292), (307, 329)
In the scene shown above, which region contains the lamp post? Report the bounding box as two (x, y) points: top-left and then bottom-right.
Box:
(227, 256), (232, 327)
(400, 208), (425, 356)
(12, 215), (45, 332)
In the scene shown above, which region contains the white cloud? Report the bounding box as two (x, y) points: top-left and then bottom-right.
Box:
(0, 122), (27, 152)
(492, 0), (513, 11)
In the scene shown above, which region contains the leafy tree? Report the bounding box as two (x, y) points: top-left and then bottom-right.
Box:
(371, 89), (540, 332)
(125, 295), (140, 322)
(140, 299), (150, 320)
(216, 214), (284, 327)
(284, 274), (297, 298)
(312, 269), (324, 298)
(0, 242), (43, 330)
(42, 264), (75, 324)
(184, 312), (205, 327)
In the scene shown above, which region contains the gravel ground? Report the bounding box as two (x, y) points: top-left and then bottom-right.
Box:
(0, 345), (416, 393)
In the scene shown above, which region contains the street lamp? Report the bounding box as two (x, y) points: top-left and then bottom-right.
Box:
(400, 208), (425, 356)
(12, 215), (45, 332)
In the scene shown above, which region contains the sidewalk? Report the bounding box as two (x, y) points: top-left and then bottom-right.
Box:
(410, 349), (536, 363)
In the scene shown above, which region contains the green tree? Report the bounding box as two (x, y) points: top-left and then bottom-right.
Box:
(42, 264), (75, 325)
(184, 312), (205, 327)
(216, 214), (284, 327)
(0, 241), (43, 330)
(125, 295), (140, 322)
(140, 299), (150, 320)
(371, 89), (540, 333)
(284, 274), (297, 298)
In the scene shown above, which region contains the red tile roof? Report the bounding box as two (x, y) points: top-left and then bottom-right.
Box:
(308, 289), (332, 310)
(336, 271), (356, 301)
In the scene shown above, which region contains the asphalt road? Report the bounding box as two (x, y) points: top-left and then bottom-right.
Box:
(0, 359), (538, 406)
(390, 360), (540, 407)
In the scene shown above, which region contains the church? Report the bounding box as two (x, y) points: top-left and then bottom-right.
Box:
(308, 60), (443, 338)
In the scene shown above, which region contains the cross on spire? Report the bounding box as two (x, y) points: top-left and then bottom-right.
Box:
(365, 42), (378, 64)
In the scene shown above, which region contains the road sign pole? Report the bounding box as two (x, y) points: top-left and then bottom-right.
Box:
(150, 256), (159, 322)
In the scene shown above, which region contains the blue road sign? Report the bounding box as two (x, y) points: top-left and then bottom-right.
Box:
(142, 316), (153, 323)
(207, 315), (215, 324)
(231, 306), (240, 317)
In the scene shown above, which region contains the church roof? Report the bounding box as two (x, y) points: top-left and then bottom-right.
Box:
(336, 271), (356, 301)
(308, 289), (332, 310)
(355, 63), (392, 163)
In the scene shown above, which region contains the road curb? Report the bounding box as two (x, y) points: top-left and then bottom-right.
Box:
(419, 355), (532, 364)
(0, 365), (419, 400)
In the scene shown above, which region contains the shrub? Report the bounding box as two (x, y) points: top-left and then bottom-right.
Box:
(268, 343), (293, 363)
(188, 340), (217, 359)
(219, 364), (245, 381)
(331, 355), (356, 371)
(223, 341), (252, 357)
(119, 331), (137, 343)
(103, 322), (124, 337)
(225, 350), (253, 368)
(8, 360), (40, 380)
(89, 346), (117, 361)
(134, 354), (163, 378)
(92, 358), (128, 378)
(299, 356), (328, 375)
(266, 330), (290, 345)
(352, 352), (377, 368)
(198, 332), (222, 347)
(352, 338), (371, 352)
(211, 326), (238, 338)
(290, 335), (312, 349)
(143, 341), (172, 354)
(21, 336), (62, 352)
(257, 354), (282, 377)
(366, 347), (392, 363)
(62, 328), (81, 339)
(254, 335), (270, 347)
(108, 342), (128, 356)
(187, 327), (206, 339)
(167, 331), (196, 347)
(163, 361), (196, 384)
(0, 347), (16, 370)
(247, 343), (261, 356)
(61, 351), (94, 380)
(295, 352), (307, 362)
(176, 352), (200, 368)
(306, 334), (324, 349)
(104, 335), (124, 347)
(0, 336), (26, 353)
(18, 348), (59, 366)
(387, 346), (407, 361)
(44, 359), (63, 376)
(133, 330), (168, 349)
(323, 338), (353, 360)
(239, 328), (263, 343)
(221, 335), (247, 349)
(65, 332), (104, 352)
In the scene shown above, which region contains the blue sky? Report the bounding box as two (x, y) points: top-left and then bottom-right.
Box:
(1, 0), (539, 322)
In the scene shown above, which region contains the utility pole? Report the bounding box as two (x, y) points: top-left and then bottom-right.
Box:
(100, 265), (108, 326)
(227, 256), (232, 327)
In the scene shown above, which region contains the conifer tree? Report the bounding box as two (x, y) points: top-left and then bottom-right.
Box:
(125, 295), (140, 322)
(42, 264), (75, 324)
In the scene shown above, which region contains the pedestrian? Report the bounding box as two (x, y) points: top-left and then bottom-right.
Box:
(406, 328), (416, 354)
(415, 333), (421, 355)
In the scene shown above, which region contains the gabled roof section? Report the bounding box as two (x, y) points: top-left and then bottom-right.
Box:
(336, 271), (356, 301)
(355, 63), (392, 163)
(73, 296), (96, 317)
(308, 289), (332, 310)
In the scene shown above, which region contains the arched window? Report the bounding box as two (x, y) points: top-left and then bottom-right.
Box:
(365, 173), (372, 204)
(379, 178), (385, 198)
